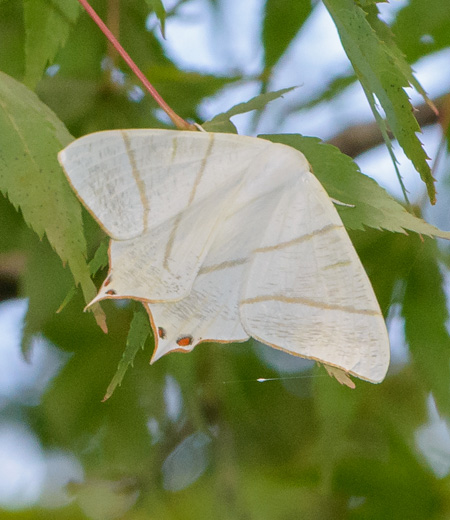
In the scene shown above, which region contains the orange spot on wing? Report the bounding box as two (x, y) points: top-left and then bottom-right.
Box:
(158, 327), (166, 339)
(176, 335), (193, 347)
(106, 289), (116, 295)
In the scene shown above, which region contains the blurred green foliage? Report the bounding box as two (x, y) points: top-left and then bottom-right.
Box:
(1, 0), (450, 519)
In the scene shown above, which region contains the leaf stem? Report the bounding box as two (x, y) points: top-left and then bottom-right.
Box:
(77, 0), (195, 130)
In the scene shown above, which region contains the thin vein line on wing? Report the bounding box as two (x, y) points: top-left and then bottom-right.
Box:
(241, 294), (380, 316)
(254, 224), (343, 254)
(121, 130), (150, 232)
(199, 257), (248, 275)
(163, 133), (215, 270)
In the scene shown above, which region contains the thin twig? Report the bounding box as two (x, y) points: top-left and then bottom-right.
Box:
(77, 0), (195, 130)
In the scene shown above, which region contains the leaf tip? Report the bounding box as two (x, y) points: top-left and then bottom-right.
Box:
(90, 304), (108, 332)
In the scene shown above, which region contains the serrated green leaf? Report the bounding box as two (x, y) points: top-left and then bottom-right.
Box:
(21, 230), (74, 356)
(403, 239), (450, 415)
(57, 239), (109, 313)
(88, 239), (110, 275)
(103, 307), (151, 401)
(323, 0), (435, 204)
(0, 193), (26, 253)
(146, 0), (167, 38)
(364, 3), (435, 111)
(262, 0), (311, 71)
(202, 119), (238, 134)
(0, 71), (106, 330)
(357, 0), (385, 6)
(360, 80), (410, 203)
(203, 87), (296, 131)
(24, 0), (80, 89)
(260, 134), (450, 239)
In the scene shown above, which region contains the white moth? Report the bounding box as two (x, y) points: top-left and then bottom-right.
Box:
(58, 129), (390, 387)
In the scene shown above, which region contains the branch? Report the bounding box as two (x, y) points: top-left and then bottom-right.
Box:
(77, 0), (195, 130)
(327, 96), (443, 158)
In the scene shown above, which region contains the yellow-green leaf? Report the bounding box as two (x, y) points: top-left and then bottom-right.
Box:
(24, 0), (80, 89)
(262, 134), (450, 238)
(324, 0), (435, 203)
(0, 71), (105, 330)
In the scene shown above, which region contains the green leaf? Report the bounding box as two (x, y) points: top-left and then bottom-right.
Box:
(103, 307), (151, 401)
(202, 119), (238, 134)
(323, 0), (435, 204)
(298, 71), (356, 111)
(262, 0), (311, 71)
(0, 193), (26, 253)
(360, 80), (410, 203)
(24, 0), (80, 89)
(364, 3), (435, 112)
(146, 0), (167, 38)
(403, 239), (450, 415)
(57, 239), (109, 313)
(0, 71), (106, 330)
(260, 134), (450, 239)
(0, 0), (25, 80)
(394, 0), (450, 63)
(88, 239), (110, 275)
(357, 0), (386, 6)
(21, 231), (74, 355)
(203, 87), (296, 132)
